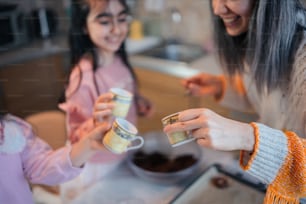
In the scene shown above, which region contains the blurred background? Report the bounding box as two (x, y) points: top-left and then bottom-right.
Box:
(0, 0), (217, 124)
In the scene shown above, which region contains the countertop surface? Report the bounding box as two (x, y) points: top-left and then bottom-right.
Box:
(0, 35), (69, 67)
(33, 147), (264, 204)
(33, 147), (244, 204)
(130, 52), (221, 79)
(0, 34), (221, 78)
(0, 35), (161, 67)
(71, 149), (235, 204)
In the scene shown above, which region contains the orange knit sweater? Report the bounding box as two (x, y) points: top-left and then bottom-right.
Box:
(214, 32), (306, 203)
(240, 123), (306, 203)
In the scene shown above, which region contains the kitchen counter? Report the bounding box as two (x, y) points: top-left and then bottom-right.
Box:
(0, 35), (69, 68)
(68, 148), (262, 204)
(34, 148), (253, 204)
(0, 35), (161, 68)
(0, 34), (219, 79)
(130, 50), (222, 79)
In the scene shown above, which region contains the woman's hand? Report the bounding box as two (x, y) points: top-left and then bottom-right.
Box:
(70, 121), (112, 167)
(163, 108), (254, 151)
(182, 73), (224, 98)
(135, 94), (154, 117)
(93, 92), (115, 124)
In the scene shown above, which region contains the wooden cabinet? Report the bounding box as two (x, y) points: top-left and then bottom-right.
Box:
(135, 68), (230, 134)
(0, 53), (68, 118)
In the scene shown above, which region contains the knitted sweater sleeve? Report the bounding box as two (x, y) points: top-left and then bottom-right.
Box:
(240, 123), (306, 203)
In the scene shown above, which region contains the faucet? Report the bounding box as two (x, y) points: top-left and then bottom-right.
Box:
(167, 8), (182, 43)
(170, 8), (182, 24)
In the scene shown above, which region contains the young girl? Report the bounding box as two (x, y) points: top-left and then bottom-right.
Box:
(58, 0), (152, 179)
(0, 112), (110, 204)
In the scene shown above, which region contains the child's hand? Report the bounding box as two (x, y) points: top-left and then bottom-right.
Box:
(86, 122), (112, 151)
(93, 92), (115, 124)
(70, 122), (112, 167)
(136, 94), (154, 117)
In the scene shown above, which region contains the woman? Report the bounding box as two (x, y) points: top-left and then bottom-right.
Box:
(164, 0), (306, 203)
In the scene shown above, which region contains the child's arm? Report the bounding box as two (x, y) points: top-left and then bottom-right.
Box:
(58, 65), (98, 143)
(69, 123), (111, 167)
(21, 121), (110, 185)
(60, 86), (96, 143)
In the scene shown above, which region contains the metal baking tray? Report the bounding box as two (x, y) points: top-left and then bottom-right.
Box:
(170, 164), (266, 204)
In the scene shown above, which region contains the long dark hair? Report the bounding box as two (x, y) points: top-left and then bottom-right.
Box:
(60, 0), (136, 102)
(210, 0), (305, 93)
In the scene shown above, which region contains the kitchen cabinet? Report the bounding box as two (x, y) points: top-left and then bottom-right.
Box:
(0, 53), (68, 118)
(135, 67), (230, 134)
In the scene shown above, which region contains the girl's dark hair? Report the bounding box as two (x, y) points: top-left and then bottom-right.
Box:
(0, 86), (8, 116)
(60, 0), (136, 102)
(210, 0), (305, 93)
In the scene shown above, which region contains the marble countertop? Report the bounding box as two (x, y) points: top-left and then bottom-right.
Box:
(0, 34), (220, 80)
(34, 148), (242, 204)
(0, 35), (162, 67)
(130, 52), (221, 79)
(0, 35), (69, 67)
(67, 148), (262, 204)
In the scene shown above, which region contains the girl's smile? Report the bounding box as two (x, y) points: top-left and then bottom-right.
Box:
(86, 0), (130, 59)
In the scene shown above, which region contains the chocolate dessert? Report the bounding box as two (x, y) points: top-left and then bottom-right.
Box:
(132, 151), (197, 173)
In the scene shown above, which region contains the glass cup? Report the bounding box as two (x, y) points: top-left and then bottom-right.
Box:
(103, 118), (144, 154)
(110, 88), (133, 118)
(161, 112), (195, 147)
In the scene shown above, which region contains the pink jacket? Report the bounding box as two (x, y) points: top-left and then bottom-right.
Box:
(59, 56), (137, 163)
(0, 114), (82, 204)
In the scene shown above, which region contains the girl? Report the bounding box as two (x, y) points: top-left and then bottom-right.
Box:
(58, 0), (152, 182)
(59, 0), (152, 145)
(164, 0), (306, 203)
(0, 113), (110, 204)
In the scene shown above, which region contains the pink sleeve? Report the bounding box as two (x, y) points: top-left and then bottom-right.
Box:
(58, 65), (97, 143)
(60, 97), (95, 143)
(16, 119), (83, 185)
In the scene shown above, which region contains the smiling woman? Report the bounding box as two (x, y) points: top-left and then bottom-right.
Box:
(212, 0), (255, 36)
(163, 0), (306, 203)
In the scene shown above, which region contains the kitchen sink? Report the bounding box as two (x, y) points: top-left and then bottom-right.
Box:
(139, 41), (206, 64)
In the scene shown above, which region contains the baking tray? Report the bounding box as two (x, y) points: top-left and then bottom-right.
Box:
(170, 164), (266, 204)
